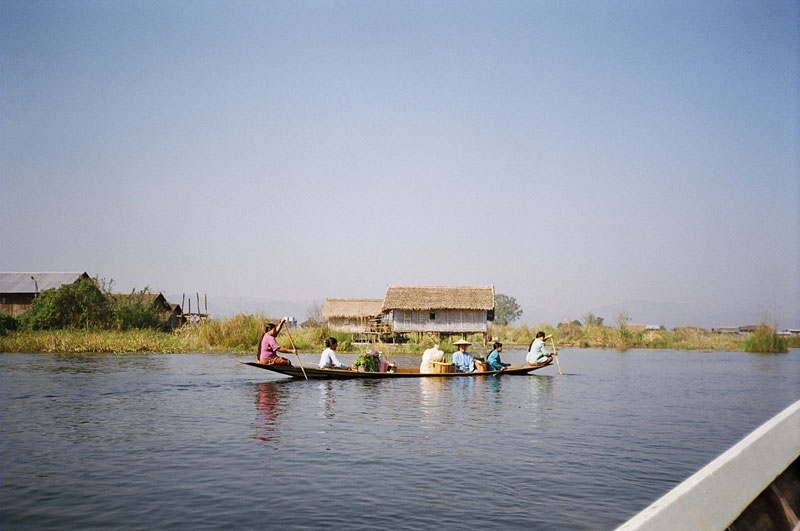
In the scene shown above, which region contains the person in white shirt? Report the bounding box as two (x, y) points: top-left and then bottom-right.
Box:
(319, 337), (349, 369)
(527, 331), (555, 365)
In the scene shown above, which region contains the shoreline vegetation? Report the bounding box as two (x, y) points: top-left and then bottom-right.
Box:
(1, 314), (795, 355)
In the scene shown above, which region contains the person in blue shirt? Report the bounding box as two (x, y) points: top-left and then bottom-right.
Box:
(452, 339), (475, 372)
(486, 342), (509, 371)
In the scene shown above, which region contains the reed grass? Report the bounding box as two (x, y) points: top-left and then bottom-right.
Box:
(0, 329), (184, 353)
(1, 315), (796, 354)
(742, 325), (788, 353)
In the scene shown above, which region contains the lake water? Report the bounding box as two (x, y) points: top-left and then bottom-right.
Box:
(1, 348), (798, 530)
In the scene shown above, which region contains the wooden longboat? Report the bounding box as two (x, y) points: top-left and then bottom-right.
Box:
(239, 360), (552, 379)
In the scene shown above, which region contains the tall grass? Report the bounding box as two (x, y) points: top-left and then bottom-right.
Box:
(0, 329), (183, 353)
(742, 325), (788, 353)
(1, 315), (795, 354)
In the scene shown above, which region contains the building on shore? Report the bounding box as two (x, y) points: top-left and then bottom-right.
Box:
(712, 326), (760, 334)
(322, 298), (384, 333)
(0, 272), (90, 317)
(381, 285), (495, 343)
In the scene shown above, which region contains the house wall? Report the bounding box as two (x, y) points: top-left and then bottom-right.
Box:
(0, 293), (36, 317)
(391, 309), (488, 333)
(328, 316), (372, 333)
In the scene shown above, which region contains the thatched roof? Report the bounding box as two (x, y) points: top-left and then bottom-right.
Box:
(322, 299), (384, 319)
(382, 285), (495, 311)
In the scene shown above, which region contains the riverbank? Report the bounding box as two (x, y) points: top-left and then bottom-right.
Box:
(1, 317), (796, 354)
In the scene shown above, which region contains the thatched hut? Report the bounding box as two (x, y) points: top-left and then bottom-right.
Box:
(322, 298), (384, 332)
(381, 285), (495, 339)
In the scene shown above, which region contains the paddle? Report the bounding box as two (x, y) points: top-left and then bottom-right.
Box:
(550, 337), (563, 375)
(281, 321), (307, 381)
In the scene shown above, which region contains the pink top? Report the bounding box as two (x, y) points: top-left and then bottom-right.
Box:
(259, 334), (280, 362)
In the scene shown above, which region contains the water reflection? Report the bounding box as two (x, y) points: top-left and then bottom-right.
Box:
(527, 374), (556, 401)
(526, 375), (557, 431)
(317, 380), (338, 419)
(254, 382), (285, 442)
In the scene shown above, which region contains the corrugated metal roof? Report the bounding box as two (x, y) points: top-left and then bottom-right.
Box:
(0, 272), (89, 293)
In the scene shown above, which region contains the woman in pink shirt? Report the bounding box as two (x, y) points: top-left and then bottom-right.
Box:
(258, 319), (297, 364)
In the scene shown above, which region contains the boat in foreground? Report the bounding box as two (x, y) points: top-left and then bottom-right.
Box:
(240, 360), (552, 379)
(618, 399), (800, 531)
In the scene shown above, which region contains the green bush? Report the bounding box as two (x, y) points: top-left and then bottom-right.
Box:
(742, 325), (788, 353)
(18, 277), (111, 330)
(0, 313), (18, 335)
(110, 290), (162, 330)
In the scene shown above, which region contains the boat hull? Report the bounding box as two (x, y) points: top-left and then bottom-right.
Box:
(240, 361), (552, 379)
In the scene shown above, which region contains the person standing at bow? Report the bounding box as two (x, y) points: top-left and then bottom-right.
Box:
(258, 319), (296, 365)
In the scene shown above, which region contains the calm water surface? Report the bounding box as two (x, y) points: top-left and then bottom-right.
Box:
(2, 348), (798, 530)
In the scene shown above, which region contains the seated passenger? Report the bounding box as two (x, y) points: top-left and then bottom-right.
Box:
(486, 342), (510, 371)
(526, 331), (555, 366)
(452, 339), (475, 373)
(319, 337), (349, 369)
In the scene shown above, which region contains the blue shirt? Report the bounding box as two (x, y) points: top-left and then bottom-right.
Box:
(452, 350), (474, 372)
(486, 349), (508, 371)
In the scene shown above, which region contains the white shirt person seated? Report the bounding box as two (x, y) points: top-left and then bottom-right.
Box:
(319, 337), (349, 369)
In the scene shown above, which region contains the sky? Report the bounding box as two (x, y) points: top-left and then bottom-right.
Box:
(2, 1), (798, 329)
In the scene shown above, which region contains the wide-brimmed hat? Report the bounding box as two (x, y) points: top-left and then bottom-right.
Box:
(365, 349), (381, 357)
(453, 339), (472, 346)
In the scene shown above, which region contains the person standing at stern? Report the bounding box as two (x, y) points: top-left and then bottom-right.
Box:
(452, 339), (475, 372)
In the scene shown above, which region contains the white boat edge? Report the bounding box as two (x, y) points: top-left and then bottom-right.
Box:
(617, 399), (800, 531)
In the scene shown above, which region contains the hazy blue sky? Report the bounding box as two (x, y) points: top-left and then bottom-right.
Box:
(2, 1), (798, 328)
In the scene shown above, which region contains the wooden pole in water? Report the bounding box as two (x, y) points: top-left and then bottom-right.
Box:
(282, 322), (307, 380)
(551, 337), (563, 375)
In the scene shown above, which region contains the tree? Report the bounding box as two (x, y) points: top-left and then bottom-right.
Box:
(493, 294), (523, 325)
(583, 313), (604, 326)
(303, 301), (326, 328)
(18, 277), (111, 330)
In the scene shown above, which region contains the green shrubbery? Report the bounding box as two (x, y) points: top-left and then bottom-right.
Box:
(16, 278), (164, 331)
(110, 291), (162, 330)
(742, 325), (788, 353)
(0, 313), (18, 335)
(18, 277), (111, 330)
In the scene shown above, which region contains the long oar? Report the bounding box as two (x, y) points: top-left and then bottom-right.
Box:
(282, 323), (307, 381)
(551, 337), (563, 375)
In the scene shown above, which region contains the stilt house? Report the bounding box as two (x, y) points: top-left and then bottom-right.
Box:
(381, 285), (495, 339)
(322, 299), (384, 333)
